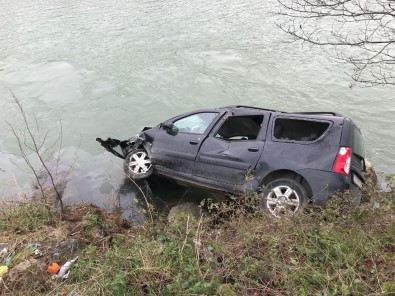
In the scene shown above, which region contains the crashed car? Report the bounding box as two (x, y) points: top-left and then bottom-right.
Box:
(97, 105), (366, 217)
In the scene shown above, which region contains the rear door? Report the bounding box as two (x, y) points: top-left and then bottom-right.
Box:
(149, 111), (222, 174)
(194, 111), (269, 185)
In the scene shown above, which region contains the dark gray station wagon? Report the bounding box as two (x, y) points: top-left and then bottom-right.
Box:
(97, 105), (366, 217)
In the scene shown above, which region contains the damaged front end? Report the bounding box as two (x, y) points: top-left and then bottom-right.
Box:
(96, 136), (142, 159)
(96, 128), (150, 159)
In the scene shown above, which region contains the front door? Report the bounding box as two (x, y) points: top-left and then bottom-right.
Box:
(194, 113), (269, 185)
(149, 111), (220, 175)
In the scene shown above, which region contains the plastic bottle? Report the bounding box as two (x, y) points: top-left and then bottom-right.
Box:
(56, 256), (79, 279)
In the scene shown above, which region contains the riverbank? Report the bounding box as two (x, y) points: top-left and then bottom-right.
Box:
(0, 184), (394, 295)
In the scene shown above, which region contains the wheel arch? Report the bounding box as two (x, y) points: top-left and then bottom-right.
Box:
(260, 169), (313, 198)
(124, 142), (151, 157)
(141, 142), (153, 157)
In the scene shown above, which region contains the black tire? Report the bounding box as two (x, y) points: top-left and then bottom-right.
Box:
(123, 149), (153, 181)
(260, 178), (307, 218)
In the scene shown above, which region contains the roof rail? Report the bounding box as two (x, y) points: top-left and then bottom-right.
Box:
(288, 111), (343, 117)
(224, 106), (343, 117)
(225, 105), (282, 113)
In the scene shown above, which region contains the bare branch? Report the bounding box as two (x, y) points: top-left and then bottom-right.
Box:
(276, 0), (395, 86)
(8, 90), (65, 217)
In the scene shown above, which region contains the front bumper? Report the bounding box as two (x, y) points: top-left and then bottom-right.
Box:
(96, 135), (142, 159)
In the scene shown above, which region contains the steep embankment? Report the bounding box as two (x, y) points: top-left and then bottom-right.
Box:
(0, 183), (394, 295)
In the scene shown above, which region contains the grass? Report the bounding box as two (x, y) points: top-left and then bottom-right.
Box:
(0, 184), (394, 295)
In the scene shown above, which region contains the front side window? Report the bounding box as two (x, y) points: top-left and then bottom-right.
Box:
(174, 112), (218, 134)
(215, 115), (263, 140)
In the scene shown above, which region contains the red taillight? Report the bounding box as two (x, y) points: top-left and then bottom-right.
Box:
(333, 147), (352, 175)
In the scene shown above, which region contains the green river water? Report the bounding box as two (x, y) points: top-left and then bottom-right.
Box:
(0, 0), (394, 209)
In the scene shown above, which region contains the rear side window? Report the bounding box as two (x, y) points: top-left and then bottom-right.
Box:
(215, 115), (263, 140)
(273, 118), (330, 142)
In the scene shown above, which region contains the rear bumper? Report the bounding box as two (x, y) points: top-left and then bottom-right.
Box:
(298, 169), (356, 203)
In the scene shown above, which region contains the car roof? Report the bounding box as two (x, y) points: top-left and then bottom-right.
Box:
(223, 105), (344, 117)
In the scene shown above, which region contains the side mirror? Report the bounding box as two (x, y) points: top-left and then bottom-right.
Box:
(161, 122), (179, 135)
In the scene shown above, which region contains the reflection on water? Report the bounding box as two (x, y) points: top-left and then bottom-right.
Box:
(114, 176), (225, 223)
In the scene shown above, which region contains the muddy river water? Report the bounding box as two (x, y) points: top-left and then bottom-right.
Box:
(0, 0), (394, 212)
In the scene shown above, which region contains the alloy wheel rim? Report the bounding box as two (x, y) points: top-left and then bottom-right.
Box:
(128, 151), (152, 174)
(266, 185), (300, 217)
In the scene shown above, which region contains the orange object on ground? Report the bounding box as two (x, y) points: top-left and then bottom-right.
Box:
(47, 262), (60, 274)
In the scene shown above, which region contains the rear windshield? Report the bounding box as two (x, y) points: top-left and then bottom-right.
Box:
(273, 118), (331, 142)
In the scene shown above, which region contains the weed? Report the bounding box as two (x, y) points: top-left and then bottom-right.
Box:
(85, 209), (110, 235)
(0, 187), (394, 295)
(0, 202), (53, 233)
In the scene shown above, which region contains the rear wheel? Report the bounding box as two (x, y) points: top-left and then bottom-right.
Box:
(123, 149), (153, 180)
(260, 178), (307, 218)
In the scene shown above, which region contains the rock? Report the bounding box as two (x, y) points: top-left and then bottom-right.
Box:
(168, 202), (202, 224)
(365, 160), (378, 187)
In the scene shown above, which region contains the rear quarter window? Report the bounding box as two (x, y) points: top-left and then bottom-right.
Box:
(273, 118), (331, 142)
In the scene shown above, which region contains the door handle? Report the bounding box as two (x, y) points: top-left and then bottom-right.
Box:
(248, 147), (259, 152)
(189, 140), (199, 145)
